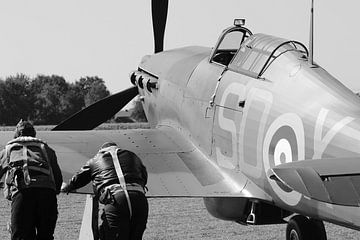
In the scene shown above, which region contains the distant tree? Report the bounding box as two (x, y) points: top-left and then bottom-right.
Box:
(0, 80), (6, 124)
(65, 82), (84, 115)
(75, 76), (110, 107)
(130, 97), (147, 122)
(0, 74), (33, 125)
(0, 74), (112, 125)
(31, 75), (81, 124)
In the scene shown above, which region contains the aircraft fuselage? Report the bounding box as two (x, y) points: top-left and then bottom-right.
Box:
(132, 30), (360, 230)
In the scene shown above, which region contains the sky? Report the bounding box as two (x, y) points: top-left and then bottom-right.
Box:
(1, 0), (360, 94)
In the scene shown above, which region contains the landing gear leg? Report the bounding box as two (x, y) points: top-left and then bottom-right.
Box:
(286, 215), (327, 240)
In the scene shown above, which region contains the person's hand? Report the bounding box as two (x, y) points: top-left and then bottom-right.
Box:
(60, 182), (71, 194)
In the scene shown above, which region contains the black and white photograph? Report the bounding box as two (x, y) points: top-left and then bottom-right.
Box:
(1, 1), (360, 239)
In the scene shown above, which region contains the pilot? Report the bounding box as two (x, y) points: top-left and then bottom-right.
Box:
(0, 120), (63, 240)
(61, 142), (148, 240)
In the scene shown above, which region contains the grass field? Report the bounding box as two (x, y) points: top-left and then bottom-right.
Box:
(1, 194), (360, 240)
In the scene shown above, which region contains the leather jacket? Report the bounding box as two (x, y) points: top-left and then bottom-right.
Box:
(67, 148), (147, 197)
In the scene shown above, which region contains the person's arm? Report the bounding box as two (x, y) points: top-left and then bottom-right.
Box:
(47, 147), (63, 194)
(65, 159), (93, 192)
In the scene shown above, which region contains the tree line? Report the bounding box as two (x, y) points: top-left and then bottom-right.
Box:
(0, 74), (110, 125)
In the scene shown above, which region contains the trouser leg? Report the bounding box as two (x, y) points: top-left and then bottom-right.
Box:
(129, 192), (148, 240)
(11, 189), (36, 240)
(101, 191), (130, 240)
(100, 191), (149, 240)
(34, 189), (58, 240)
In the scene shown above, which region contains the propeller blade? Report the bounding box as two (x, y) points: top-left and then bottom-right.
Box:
(52, 86), (138, 131)
(152, 0), (168, 53)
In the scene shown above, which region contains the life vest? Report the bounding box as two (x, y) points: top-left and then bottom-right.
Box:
(4, 136), (55, 200)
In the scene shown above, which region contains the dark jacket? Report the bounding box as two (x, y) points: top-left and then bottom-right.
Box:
(67, 148), (147, 197)
(0, 137), (63, 198)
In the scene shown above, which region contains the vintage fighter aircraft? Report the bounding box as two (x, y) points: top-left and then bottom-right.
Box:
(2, 0), (360, 239)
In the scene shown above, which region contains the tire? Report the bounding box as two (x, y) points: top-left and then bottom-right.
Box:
(286, 215), (327, 240)
(309, 218), (327, 240)
(286, 215), (311, 240)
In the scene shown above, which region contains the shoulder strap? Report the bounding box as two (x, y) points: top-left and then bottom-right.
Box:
(108, 148), (133, 219)
(21, 144), (31, 185)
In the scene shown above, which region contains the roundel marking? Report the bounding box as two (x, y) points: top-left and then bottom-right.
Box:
(263, 113), (305, 206)
(270, 125), (299, 166)
(274, 138), (292, 166)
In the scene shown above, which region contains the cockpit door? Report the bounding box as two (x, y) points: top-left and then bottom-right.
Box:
(211, 70), (249, 170)
(182, 25), (252, 156)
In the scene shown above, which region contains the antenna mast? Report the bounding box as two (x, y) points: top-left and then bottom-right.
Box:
(309, 0), (314, 65)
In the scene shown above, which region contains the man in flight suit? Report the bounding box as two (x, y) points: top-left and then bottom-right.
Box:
(0, 120), (63, 240)
(61, 142), (148, 240)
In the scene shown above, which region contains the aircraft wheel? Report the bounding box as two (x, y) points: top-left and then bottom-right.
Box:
(286, 215), (311, 240)
(308, 218), (327, 240)
(286, 215), (327, 240)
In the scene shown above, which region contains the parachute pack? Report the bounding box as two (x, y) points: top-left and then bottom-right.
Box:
(3, 137), (55, 200)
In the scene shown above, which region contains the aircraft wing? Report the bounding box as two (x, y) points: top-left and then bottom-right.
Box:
(0, 126), (269, 199)
(269, 158), (360, 206)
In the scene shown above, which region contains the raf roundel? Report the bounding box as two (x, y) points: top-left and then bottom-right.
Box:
(263, 113), (305, 206)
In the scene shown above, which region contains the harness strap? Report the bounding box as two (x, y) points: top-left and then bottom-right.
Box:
(109, 148), (133, 219)
(22, 145), (31, 185)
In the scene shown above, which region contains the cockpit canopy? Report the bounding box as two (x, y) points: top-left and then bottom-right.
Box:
(229, 34), (308, 78)
(210, 23), (309, 79)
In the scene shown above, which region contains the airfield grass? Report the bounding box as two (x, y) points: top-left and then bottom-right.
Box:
(1, 195), (360, 240)
(0, 123), (359, 239)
